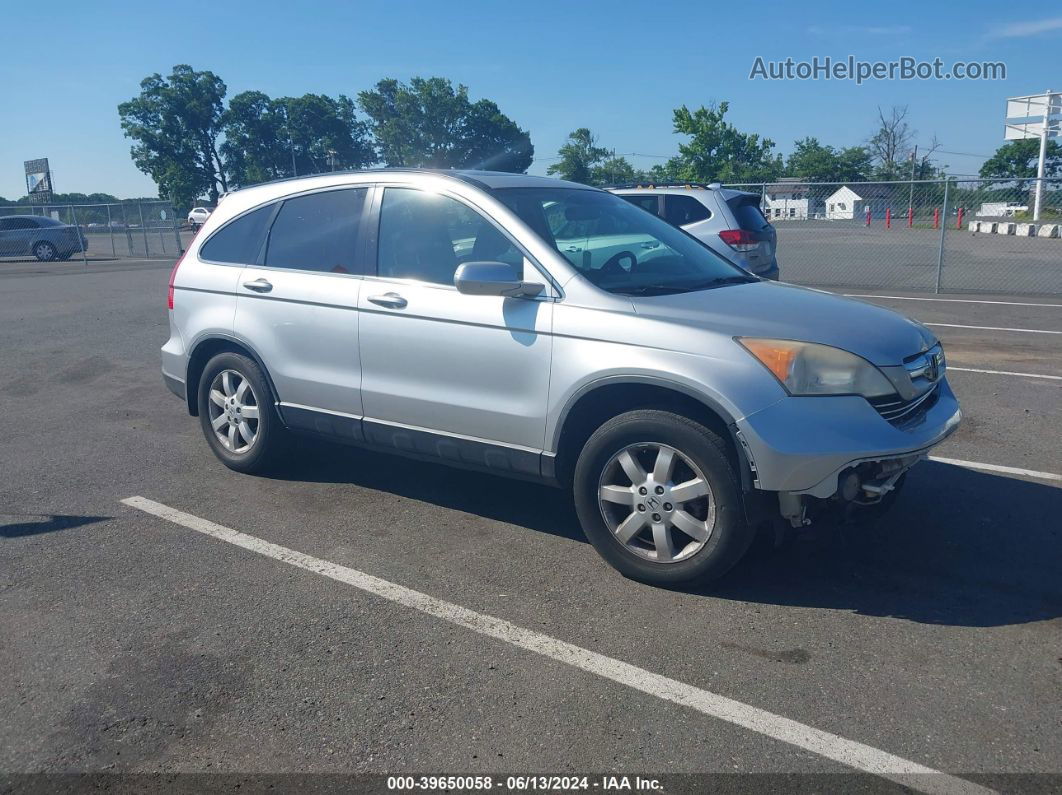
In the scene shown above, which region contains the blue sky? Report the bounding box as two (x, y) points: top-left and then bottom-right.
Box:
(1, 0), (1057, 199)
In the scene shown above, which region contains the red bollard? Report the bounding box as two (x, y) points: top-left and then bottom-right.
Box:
(865, 207), (871, 226)
(908, 207), (914, 228)
(933, 208), (940, 229)
(956, 207), (964, 230)
(886, 208), (891, 229)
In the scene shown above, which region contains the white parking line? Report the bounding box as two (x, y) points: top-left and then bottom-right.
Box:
(845, 294), (1062, 308)
(948, 366), (1062, 381)
(925, 322), (1062, 335)
(928, 457), (1062, 482)
(122, 495), (993, 795)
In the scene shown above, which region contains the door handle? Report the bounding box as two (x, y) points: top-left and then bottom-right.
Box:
(242, 278), (273, 293)
(368, 292), (407, 309)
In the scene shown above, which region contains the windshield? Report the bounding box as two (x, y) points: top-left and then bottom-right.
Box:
(494, 187), (756, 295)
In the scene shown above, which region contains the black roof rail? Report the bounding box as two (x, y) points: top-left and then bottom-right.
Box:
(229, 167), (496, 194)
(603, 181), (722, 190)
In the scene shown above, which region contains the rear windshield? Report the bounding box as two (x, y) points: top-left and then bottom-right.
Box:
(727, 196), (769, 230)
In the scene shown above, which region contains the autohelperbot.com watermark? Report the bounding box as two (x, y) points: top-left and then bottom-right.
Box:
(749, 55), (1006, 84)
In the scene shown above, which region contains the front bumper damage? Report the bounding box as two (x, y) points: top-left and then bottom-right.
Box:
(735, 378), (962, 527)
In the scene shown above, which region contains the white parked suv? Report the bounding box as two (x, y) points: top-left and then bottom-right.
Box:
(162, 169), (959, 585)
(187, 207), (212, 229)
(610, 184), (778, 279)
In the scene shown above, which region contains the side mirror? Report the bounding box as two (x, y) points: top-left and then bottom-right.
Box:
(454, 261), (544, 298)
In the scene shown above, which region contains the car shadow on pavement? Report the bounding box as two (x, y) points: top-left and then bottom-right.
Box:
(271, 437), (587, 544)
(702, 462), (1062, 628)
(0, 513), (110, 538)
(275, 442), (1060, 628)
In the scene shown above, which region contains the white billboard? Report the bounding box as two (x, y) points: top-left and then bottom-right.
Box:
(1004, 92), (1062, 140)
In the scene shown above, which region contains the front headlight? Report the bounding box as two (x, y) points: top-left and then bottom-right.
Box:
(737, 338), (896, 398)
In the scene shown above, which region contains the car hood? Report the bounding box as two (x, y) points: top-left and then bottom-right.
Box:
(630, 281), (936, 366)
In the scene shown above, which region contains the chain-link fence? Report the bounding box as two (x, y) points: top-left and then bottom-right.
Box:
(0, 200), (188, 262)
(724, 177), (1062, 295)
(3, 182), (1060, 296)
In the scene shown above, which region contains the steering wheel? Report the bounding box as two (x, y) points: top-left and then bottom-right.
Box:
(599, 250), (637, 275)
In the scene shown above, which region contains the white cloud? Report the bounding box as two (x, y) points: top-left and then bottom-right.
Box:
(987, 16), (1062, 38)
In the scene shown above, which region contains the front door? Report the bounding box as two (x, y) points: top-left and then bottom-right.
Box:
(357, 186), (553, 459)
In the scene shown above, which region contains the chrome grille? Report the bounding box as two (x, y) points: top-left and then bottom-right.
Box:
(869, 384), (940, 424)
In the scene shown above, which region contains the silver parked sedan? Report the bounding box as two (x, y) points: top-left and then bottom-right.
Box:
(161, 169), (960, 585)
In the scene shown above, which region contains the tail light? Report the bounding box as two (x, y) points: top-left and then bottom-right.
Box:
(719, 229), (758, 252)
(167, 251), (186, 310)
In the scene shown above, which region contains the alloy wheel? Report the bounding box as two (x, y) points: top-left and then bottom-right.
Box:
(207, 369), (260, 453)
(597, 443), (716, 563)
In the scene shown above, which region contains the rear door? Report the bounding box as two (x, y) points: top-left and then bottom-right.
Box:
(234, 187), (370, 429)
(620, 193), (664, 219)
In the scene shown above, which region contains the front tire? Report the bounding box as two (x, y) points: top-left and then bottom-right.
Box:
(197, 352), (287, 474)
(573, 410), (753, 586)
(33, 241), (58, 261)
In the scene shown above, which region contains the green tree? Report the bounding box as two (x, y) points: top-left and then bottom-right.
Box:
(221, 90), (286, 185)
(358, 77), (532, 171)
(118, 65), (229, 208)
(591, 155), (637, 185)
(785, 138), (872, 183)
(979, 138), (1062, 179)
(664, 102), (782, 183)
(223, 92), (375, 187)
(835, 146), (873, 183)
(547, 128), (609, 184)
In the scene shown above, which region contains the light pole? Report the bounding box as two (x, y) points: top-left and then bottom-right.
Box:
(1033, 90), (1051, 221)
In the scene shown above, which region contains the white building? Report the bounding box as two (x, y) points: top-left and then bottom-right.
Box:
(978, 202), (1028, 217)
(825, 185), (891, 220)
(764, 179), (823, 220)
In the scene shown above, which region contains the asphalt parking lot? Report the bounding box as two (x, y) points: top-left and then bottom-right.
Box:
(1, 259), (1059, 793)
(777, 222), (1062, 296)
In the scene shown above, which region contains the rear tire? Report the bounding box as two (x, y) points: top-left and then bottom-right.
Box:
(197, 352), (287, 474)
(573, 409), (754, 586)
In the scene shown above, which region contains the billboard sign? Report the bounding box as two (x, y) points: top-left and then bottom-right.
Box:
(24, 158), (53, 202)
(1004, 92), (1062, 140)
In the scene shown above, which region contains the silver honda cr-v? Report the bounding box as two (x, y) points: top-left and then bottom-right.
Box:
(162, 169), (960, 585)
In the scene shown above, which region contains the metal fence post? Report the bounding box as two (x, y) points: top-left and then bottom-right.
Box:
(138, 202), (149, 256)
(69, 204), (88, 266)
(124, 204), (134, 255)
(106, 203), (116, 257)
(934, 179), (950, 294)
(172, 203), (183, 254)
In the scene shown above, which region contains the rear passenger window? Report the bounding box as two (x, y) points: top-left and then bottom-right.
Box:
(621, 194), (662, 217)
(664, 195), (711, 226)
(200, 205), (274, 264)
(265, 188), (367, 273)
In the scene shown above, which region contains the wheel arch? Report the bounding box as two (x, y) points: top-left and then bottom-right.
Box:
(551, 377), (755, 490)
(184, 335), (280, 416)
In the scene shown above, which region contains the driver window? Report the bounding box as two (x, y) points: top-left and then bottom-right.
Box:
(377, 188), (523, 285)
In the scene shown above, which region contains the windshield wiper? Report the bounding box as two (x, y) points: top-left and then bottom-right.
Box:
(611, 274), (757, 296)
(684, 274), (759, 289)
(609, 285), (689, 296)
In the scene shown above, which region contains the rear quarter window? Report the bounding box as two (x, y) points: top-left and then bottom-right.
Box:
(664, 195), (711, 226)
(199, 204), (274, 264)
